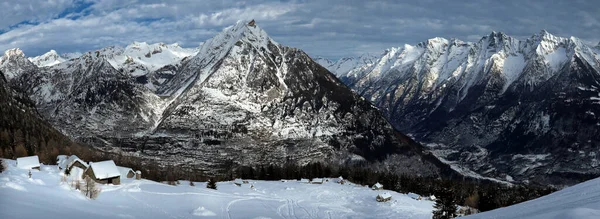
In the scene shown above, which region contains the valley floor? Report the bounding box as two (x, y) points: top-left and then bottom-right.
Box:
(0, 159), (434, 219)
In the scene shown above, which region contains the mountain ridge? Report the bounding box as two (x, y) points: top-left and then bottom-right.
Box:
(330, 29), (600, 185)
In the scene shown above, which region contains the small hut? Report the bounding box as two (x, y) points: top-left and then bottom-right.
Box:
(335, 176), (345, 184)
(311, 178), (324, 184)
(118, 166), (136, 179)
(428, 195), (437, 201)
(84, 160), (121, 185)
(299, 178), (310, 183)
(16, 156), (40, 170)
(66, 155), (88, 176)
(376, 193), (392, 202)
(135, 170), (142, 180)
(372, 182), (383, 190)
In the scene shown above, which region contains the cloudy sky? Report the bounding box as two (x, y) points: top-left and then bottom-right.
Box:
(1, 0), (599, 60)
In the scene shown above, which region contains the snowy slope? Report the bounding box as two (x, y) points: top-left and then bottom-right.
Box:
(465, 177), (600, 219)
(105, 42), (197, 77)
(0, 160), (435, 219)
(315, 54), (378, 77)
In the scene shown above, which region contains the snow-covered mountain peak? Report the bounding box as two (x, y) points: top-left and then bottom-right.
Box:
(478, 31), (520, 54)
(199, 20), (277, 55)
(45, 49), (58, 56)
(29, 50), (66, 67)
(156, 20), (280, 96)
(58, 51), (116, 74)
(415, 37), (449, 51)
(525, 30), (570, 56)
(2, 48), (25, 59)
(0, 48), (37, 80)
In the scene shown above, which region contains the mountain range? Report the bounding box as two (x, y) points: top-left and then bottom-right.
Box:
(0, 21), (452, 177)
(4, 20), (600, 185)
(322, 30), (600, 185)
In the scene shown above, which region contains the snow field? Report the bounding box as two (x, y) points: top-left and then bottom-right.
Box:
(0, 159), (435, 219)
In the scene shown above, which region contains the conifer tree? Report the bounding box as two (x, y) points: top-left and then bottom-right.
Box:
(207, 178), (217, 190)
(432, 187), (457, 219)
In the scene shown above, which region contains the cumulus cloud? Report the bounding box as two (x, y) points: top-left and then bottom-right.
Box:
(0, 0), (598, 59)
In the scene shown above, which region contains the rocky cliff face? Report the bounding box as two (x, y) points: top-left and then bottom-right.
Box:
(334, 31), (600, 185)
(2, 21), (452, 177)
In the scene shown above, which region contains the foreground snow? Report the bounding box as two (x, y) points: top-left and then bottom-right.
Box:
(0, 160), (434, 218)
(465, 177), (600, 219)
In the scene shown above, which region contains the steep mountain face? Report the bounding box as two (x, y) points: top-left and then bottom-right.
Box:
(29, 50), (66, 67)
(0, 69), (91, 163)
(337, 31), (600, 185)
(3, 21), (452, 177)
(315, 54), (377, 77)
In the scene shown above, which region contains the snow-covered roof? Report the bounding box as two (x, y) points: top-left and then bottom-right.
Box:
(373, 182), (383, 188)
(117, 166), (135, 176)
(234, 178), (244, 184)
(429, 195), (436, 201)
(311, 178), (324, 183)
(16, 156), (40, 169)
(67, 155), (88, 169)
(378, 193), (392, 199)
(56, 155), (68, 169)
(299, 178), (310, 183)
(89, 160), (121, 179)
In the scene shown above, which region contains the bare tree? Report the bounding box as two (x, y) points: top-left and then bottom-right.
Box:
(82, 176), (101, 199)
(74, 179), (82, 191)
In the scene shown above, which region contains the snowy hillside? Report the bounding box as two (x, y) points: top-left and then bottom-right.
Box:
(465, 177), (600, 219)
(0, 159), (435, 219)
